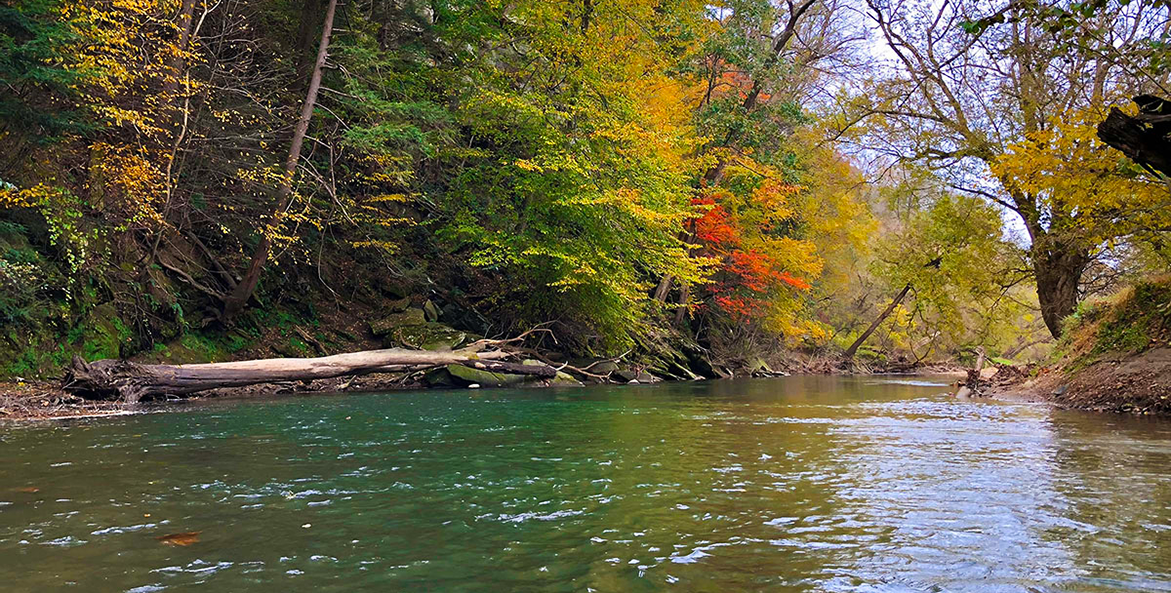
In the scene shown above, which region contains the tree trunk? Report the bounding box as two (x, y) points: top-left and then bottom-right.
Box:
(844, 283), (911, 359)
(223, 0), (337, 318)
(1033, 247), (1090, 339)
(673, 282), (691, 325)
(162, 0), (197, 107)
(653, 274), (673, 302)
(294, 0), (331, 85)
(62, 347), (551, 403)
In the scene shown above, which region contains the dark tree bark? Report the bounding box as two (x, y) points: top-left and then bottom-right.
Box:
(652, 274), (673, 302)
(1097, 97), (1171, 178)
(294, 0), (330, 84)
(844, 283), (911, 359)
(223, 0), (338, 318)
(1033, 247), (1090, 339)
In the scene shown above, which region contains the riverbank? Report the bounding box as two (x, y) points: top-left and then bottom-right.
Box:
(986, 348), (1171, 415)
(978, 278), (1171, 415)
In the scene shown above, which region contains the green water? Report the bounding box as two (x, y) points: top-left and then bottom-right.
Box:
(2, 376), (1170, 592)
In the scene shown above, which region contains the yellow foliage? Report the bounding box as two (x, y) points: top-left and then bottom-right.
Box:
(992, 105), (1168, 242)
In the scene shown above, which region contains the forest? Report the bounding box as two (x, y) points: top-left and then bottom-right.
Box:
(1, 0), (1169, 386)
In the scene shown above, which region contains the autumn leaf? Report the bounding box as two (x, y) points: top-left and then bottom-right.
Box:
(157, 532), (201, 546)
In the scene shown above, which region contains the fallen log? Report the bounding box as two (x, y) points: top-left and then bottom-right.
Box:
(61, 346), (551, 403)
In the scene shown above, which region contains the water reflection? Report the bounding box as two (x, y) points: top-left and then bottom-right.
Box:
(0, 376), (1169, 592)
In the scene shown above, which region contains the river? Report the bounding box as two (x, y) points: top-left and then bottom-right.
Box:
(1, 376), (1169, 592)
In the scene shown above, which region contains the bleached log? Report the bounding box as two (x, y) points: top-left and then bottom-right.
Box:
(62, 347), (532, 402)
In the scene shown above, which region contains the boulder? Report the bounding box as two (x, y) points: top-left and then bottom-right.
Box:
(423, 366), (459, 388)
(369, 308), (426, 336)
(385, 297), (412, 313)
(423, 299), (441, 322)
(386, 323), (469, 351)
(613, 369), (638, 383)
(590, 361), (620, 374)
(423, 364), (534, 388)
(551, 371), (584, 387)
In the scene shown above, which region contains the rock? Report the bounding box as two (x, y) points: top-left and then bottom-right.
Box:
(447, 364), (531, 387)
(423, 299), (441, 322)
(369, 308), (426, 336)
(585, 361), (619, 374)
(468, 383), (481, 389)
(385, 297), (412, 313)
(747, 357), (775, 377)
(1053, 384), (1069, 396)
(373, 277), (409, 299)
(628, 379), (640, 385)
(672, 363), (703, 381)
(386, 323), (468, 351)
(423, 367), (459, 388)
(648, 367), (684, 382)
(614, 369), (638, 383)
(551, 371), (583, 387)
(635, 371), (655, 383)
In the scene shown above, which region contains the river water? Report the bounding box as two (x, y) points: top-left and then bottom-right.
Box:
(1, 376), (1170, 592)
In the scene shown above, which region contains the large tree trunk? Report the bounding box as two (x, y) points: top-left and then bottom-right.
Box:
(62, 347), (554, 403)
(844, 283), (911, 359)
(223, 0), (338, 318)
(1033, 247), (1090, 339)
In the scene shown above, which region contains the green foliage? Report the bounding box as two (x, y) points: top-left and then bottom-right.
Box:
(1091, 279), (1171, 354)
(0, 0), (94, 139)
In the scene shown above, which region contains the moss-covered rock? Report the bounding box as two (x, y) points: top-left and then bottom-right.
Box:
(552, 371), (583, 386)
(423, 299), (440, 322)
(369, 308), (426, 336)
(386, 323), (471, 351)
(385, 297), (412, 313)
(424, 364), (537, 388)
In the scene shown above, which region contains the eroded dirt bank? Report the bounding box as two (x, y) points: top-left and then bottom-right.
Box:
(991, 348), (1171, 415)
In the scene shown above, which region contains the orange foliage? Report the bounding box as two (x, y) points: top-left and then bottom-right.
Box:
(690, 188), (811, 319)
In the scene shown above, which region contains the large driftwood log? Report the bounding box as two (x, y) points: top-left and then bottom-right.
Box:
(62, 347), (555, 402)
